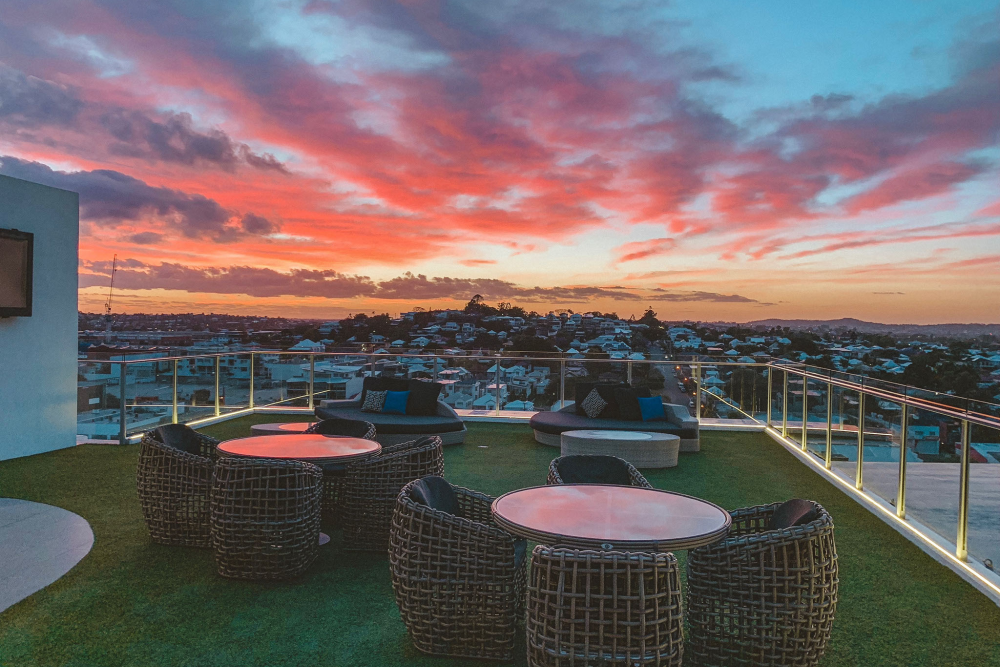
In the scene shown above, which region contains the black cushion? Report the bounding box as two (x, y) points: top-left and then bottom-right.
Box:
(360, 376), (410, 404)
(407, 476), (459, 516)
(613, 386), (651, 421)
(555, 455), (632, 486)
(574, 382), (597, 415)
(768, 499), (820, 530)
(154, 424), (203, 455)
(574, 382), (640, 418)
(407, 380), (443, 416)
(309, 417), (373, 438)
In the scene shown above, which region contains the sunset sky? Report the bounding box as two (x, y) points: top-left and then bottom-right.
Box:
(1, 0), (998, 323)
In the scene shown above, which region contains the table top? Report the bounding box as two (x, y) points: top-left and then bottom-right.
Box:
(218, 434), (381, 463)
(492, 484), (730, 551)
(561, 430), (679, 442)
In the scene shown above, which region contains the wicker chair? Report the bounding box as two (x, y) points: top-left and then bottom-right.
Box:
(547, 454), (653, 488)
(686, 501), (838, 667)
(304, 417), (377, 526)
(527, 546), (683, 667)
(136, 424), (221, 547)
(389, 476), (527, 661)
(209, 457), (323, 580)
(341, 436), (444, 552)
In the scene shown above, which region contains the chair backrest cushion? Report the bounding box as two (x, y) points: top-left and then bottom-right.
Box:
(768, 498), (820, 530)
(407, 476), (459, 516)
(406, 379), (443, 416)
(154, 424), (203, 455)
(556, 455), (632, 485)
(309, 417), (374, 438)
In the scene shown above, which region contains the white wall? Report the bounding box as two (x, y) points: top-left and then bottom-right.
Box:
(0, 174), (79, 460)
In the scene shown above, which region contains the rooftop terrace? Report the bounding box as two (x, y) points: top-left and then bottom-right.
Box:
(2, 417), (999, 666)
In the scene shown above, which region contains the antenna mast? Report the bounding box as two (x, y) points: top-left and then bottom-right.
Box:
(104, 255), (117, 344)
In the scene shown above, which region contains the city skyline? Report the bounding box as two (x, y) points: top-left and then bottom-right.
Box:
(1, 1), (998, 323)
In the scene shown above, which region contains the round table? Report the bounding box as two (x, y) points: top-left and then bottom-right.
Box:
(560, 430), (680, 468)
(492, 484), (730, 551)
(249, 422), (316, 436)
(218, 434), (381, 464)
(219, 434), (381, 547)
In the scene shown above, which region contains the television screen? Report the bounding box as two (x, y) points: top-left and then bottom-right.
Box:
(0, 228), (33, 317)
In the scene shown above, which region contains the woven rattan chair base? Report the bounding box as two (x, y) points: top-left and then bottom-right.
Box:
(210, 457), (323, 580)
(390, 479), (526, 662)
(526, 546), (683, 667)
(341, 436), (443, 552)
(685, 501), (838, 667)
(136, 427), (220, 548)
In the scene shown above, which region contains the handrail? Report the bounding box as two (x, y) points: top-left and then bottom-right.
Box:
(79, 349), (1000, 425)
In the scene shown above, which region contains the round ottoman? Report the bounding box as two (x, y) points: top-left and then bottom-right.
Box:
(560, 430), (680, 469)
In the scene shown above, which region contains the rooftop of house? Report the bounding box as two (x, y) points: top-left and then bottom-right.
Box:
(2, 416), (999, 666)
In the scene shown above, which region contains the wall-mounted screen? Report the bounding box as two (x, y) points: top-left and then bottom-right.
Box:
(0, 228), (33, 317)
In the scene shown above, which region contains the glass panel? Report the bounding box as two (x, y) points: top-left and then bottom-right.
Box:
(966, 422), (1000, 570)
(220, 353), (250, 412)
(804, 380), (831, 462)
(860, 398), (904, 507)
(830, 388), (863, 486)
(899, 407), (963, 544)
(175, 355), (217, 423)
(785, 373), (805, 448)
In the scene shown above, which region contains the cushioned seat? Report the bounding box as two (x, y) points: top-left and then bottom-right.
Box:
(315, 398), (466, 446)
(529, 402), (699, 452)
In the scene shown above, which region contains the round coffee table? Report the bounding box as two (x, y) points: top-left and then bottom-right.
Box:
(492, 484), (730, 551)
(249, 422), (316, 436)
(218, 434), (380, 464)
(560, 430), (680, 468)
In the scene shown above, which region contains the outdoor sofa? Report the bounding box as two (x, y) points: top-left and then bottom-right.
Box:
(528, 382), (699, 452)
(314, 377), (466, 446)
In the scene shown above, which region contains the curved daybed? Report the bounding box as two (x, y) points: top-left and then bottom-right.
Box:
(315, 398), (466, 446)
(529, 399), (699, 452)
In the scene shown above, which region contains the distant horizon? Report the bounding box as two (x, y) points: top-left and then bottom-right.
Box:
(78, 310), (1000, 331)
(2, 1), (998, 322)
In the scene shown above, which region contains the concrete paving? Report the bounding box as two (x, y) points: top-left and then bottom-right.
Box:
(0, 498), (94, 613)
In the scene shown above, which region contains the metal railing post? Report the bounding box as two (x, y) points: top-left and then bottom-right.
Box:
(433, 357), (439, 381)
(897, 404), (909, 518)
(214, 356), (221, 417)
(856, 392), (865, 490)
(957, 419), (971, 561)
(308, 354), (315, 411)
(495, 356), (502, 416)
(118, 361), (127, 445)
(801, 374), (809, 452)
(766, 367), (773, 427)
(825, 383), (833, 469)
(694, 364), (702, 421)
(781, 370), (789, 438)
(627, 360), (633, 386)
(559, 358), (566, 408)
(249, 352), (255, 409)
(171, 358), (179, 424)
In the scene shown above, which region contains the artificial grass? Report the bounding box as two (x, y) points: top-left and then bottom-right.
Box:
(0, 419), (998, 666)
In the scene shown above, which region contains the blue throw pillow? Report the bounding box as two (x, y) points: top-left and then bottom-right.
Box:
(637, 396), (665, 422)
(382, 390), (410, 415)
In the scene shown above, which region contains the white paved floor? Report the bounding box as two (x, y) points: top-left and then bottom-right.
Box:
(0, 498), (94, 613)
